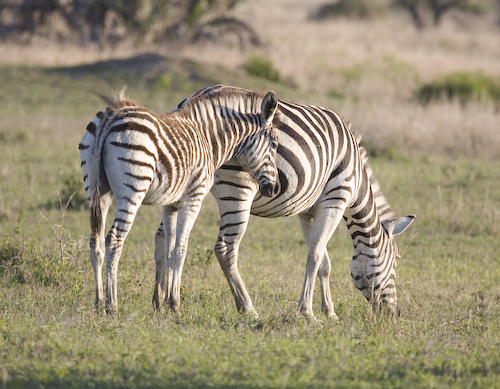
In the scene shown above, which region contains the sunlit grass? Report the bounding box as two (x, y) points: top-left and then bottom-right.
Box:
(1, 4), (500, 384)
(1, 63), (500, 387)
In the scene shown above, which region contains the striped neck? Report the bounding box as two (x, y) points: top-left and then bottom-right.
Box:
(175, 86), (266, 169)
(345, 166), (385, 252)
(344, 153), (399, 309)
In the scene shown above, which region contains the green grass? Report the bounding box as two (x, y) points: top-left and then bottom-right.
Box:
(1, 60), (500, 388)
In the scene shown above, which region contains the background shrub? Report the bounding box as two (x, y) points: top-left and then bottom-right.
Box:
(242, 56), (281, 82)
(311, 0), (386, 20)
(0, 233), (60, 286)
(415, 72), (500, 105)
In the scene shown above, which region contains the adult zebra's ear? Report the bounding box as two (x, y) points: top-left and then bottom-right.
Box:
(261, 91), (278, 127)
(382, 215), (416, 238)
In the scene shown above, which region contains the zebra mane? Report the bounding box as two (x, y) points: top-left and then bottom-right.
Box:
(354, 133), (397, 222)
(175, 85), (265, 120)
(98, 86), (138, 109)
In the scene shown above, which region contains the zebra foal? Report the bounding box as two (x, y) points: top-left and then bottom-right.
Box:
(79, 88), (280, 314)
(156, 85), (415, 320)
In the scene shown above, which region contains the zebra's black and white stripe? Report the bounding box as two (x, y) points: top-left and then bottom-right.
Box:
(156, 85), (414, 319)
(79, 88), (279, 313)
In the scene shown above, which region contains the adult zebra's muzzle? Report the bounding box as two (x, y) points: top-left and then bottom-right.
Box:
(260, 181), (280, 197)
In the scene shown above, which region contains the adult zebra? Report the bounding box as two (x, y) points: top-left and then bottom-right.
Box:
(79, 88), (280, 314)
(154, 85), (415, 319)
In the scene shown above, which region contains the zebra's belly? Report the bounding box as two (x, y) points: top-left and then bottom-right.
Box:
(249, 163), (329, 217)
(215, 159), (332, 218)
(250, 184), (323, 217)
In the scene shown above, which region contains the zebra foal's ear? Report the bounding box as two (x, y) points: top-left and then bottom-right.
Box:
(261, 91), (278, 127)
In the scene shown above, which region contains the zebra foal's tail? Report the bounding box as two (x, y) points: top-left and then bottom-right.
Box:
(87, 104), (117, 238)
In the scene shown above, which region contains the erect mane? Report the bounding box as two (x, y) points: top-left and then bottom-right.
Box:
(97, 87), (141, 110)
(175, 85), (266, 120)
(354, 132), (397, 222)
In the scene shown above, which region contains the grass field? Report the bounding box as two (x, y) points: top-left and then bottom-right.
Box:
(1, 1), (500, 387)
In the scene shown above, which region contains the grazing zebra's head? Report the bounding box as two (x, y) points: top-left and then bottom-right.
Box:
(233, 91), (280, 197)
(351, 215), (415, 319)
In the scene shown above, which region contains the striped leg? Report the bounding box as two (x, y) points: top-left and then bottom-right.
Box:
(153, 208), (180, 310)
(298, 206), (345, 319)
(89, 192), (112, 312)
(153, 221), (167, 309)
(298, 213), (336, 318)
(212, 178), (259, 316)
(105, 197), (144, 314)
(165, 200), (205, 314)
(318, 252), (336, 318)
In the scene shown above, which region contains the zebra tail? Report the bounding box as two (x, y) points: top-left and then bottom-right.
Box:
(88, 104), (117, 236)
(90, 186), (102, 236)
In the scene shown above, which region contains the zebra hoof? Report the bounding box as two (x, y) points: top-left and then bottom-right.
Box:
(105, 304), (118, 316)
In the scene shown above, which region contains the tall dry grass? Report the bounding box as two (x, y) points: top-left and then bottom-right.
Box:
(183, 0), (500, 158)
(1, 0), (499, 158)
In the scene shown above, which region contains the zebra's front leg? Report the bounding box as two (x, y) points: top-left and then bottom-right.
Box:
(214, 235), (257, 317)
(212, 183), (258, 317)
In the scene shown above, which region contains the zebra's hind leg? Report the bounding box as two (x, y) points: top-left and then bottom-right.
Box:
(89, 191), (112, 313)
(298, 213), (337, 319)
(165, 201), (204, 315)
(104, 198), (144, 315)
(153, 222), (166, 310)
(298, 208), (344, 319)
(318, 251), (337, 319)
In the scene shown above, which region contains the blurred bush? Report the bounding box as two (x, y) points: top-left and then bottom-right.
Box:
(60, 164), (88, 211)
(310, 0), (495, 28)
(415, 72), (500, 105)
(393, 0), (490, 29)
(0, 232), (60, 285)
(242, 56), (280, 82)
(311, 0), (386, 20)
(0, 0), (259, 47)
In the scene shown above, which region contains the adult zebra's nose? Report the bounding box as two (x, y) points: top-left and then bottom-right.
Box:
(260, 182), (279, 197)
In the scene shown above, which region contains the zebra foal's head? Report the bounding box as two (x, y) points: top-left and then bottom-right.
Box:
(234, 91), (280, 197)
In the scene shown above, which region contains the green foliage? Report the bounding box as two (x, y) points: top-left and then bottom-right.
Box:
(155, 73), (172, 90)
(0, 129), (28, 144)
(61, 165), (88, 211)
(0, 232), (61, 286)
(243, 56), (281, 82)
(189, 246), (214, 266)
(415, 72), (500, 105)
